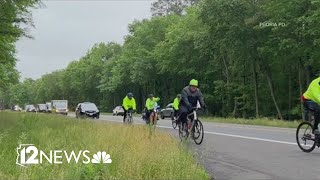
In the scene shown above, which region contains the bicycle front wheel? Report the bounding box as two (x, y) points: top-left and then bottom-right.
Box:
(172, 118), (177, 129)
(296, 121), (316, 153)
(193, 120), (204, 145)
(179, 122), (189, 141)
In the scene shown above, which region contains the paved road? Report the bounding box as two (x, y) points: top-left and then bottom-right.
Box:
(69, 113), (320, 180)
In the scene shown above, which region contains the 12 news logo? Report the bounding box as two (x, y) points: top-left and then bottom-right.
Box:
(16, 144), (112, 167)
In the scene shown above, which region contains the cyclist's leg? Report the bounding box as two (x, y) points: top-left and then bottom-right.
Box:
(150, 111), (155, 125)
(154, 111), (158, 126)
(145, 110), (151, 124)
(123, 107), (127, 122)
(174, 110), (179, 119)
(179, 106), (188, 131)
(304, 100), (320, 131)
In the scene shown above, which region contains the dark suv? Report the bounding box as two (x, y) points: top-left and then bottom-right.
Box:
(75, 102), (100, 119)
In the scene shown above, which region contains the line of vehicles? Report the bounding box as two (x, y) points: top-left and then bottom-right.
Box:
(11, 100), (175, 120)
(12, 100), (68, 115)
(11, 100), (101, 119)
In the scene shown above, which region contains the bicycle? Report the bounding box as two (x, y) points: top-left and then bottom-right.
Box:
(296, 109), (320, 152)
(178, 107), (204, 145)
(172, 115), (178, 129)
(149, 109), (158, 126)
(124, 109), (134, 124)
(171, 110), (179, 129)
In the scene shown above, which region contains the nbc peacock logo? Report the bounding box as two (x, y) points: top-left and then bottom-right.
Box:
(91, 151), (112, 164)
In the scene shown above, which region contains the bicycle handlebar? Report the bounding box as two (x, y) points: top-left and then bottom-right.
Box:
(192, 107), (202, 110)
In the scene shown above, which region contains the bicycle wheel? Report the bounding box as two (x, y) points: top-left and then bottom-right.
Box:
(124, 114), (130, 124)
(179, 122), (189, 141)
(296, 121), (316, 153)
(193, 120), (204, 145)
(129, 115), (133, 124)
(172, 118), (177, 129)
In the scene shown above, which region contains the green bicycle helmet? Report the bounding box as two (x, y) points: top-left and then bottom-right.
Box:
(189, 79), (198, 87)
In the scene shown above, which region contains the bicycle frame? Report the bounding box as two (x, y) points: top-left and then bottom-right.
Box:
(125, 110), (133, 123)
(178, 107), (204, 145)
(186, 109), (198, 131)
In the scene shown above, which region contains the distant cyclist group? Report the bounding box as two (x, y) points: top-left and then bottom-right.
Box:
(121, 79), (206, 130)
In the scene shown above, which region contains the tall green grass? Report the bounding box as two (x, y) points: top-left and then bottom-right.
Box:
(0, 112), (209, 180)
(203, 117), (301, 128)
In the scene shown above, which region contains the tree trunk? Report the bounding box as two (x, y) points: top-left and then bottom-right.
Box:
(113, 92), (116, 108)
(259, 62), (283, 120)
(153, 79), (156, 95)
(288, 67), (292, 121)
(265, 73), (283, 120)
(306, 65), (311, 85)
(253, 60), (259, 118)
(232, 98), (238, 118)
(222, 52), (230, 84)
(298, 60), (305, 121)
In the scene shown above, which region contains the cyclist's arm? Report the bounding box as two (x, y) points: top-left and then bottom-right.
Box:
(133, 98), (137, 110)
(197, 89), (206, 108)
(122, 98), (128, 110)
(173, 98), (179, 110)
(181, 89), (192, 109)
(146, 99), (152, 110)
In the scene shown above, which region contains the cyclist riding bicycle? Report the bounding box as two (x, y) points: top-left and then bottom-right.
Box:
(145, 94), (160, 125)
(302, 77), (320, 134)
(122, 92), (136, 122)
(178, 79), (206, 132)
(173, 94), (181, 119)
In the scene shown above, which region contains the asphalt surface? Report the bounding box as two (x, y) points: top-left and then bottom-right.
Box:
(69, 113), (320, 180)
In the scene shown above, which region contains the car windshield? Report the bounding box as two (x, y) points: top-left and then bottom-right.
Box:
(81, 103), (98, 111)
(55, 103), (67, 109)
(26, 105), (35, 109)
(38, 104), (46, 109)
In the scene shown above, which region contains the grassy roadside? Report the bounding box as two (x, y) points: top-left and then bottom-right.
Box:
(0, 112), (210, 180)
(202, 117), (302, 128)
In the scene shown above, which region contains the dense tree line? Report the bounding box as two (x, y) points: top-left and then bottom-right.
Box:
(0, 0), (41, 107)
(3, 0), (320, 120)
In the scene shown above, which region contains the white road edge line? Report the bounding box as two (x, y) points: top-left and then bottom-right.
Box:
(155, 125), (297, 146)
(98, 118), (298, 146)
(205, 132), (297, 145)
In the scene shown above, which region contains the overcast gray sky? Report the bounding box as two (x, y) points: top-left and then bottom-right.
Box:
(16, 0), (153, 80)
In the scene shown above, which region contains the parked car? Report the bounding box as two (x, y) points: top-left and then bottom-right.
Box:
(25, 105), (36, 112)
(160, 103), (174, 119)
(52, 100), (68, 115)
(12, 105), (22, 111)
(113, 106), (124, 116)
(75, 102), (100, 119)
(37, 104), (47, 112)
(46, 102), (52, 113)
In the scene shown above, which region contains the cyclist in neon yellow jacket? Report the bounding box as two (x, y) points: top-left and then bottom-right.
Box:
(173, 94), (181, 119)
(145, 94), (160, 125)
(302, 77), (320, 134)
(122, 92), (136, 122)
